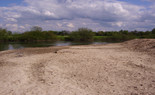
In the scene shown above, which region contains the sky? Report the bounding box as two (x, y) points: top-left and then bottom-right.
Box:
(0, 0), (155, 32)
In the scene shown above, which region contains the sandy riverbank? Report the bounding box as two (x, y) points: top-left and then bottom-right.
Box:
(0, 39), (155, 95)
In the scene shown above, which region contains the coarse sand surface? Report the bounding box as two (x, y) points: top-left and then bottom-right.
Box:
(0, 39), (155, 95)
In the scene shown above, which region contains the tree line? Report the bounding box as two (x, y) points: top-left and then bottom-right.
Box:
(0, 26), (155, 42)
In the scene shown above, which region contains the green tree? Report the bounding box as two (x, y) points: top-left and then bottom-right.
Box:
(152, 28), (155, 34)
(42, 31), (57, 40)
(119, 30), (128, 35)
(69, 28), (94, 42)
(0, 28), (9, 41)
(31, 26), (42, 32)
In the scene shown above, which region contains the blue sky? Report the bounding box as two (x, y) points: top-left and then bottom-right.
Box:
(118, 0), (151, 6)
(0, 0), (152, 6)
(0, 0), (24, 6)
(0, 0), (155, 32)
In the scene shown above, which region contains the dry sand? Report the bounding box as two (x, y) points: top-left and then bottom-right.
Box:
(0, 39), (155, 95)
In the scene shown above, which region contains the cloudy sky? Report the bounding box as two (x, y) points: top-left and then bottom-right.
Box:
(0, 0), (155, 32)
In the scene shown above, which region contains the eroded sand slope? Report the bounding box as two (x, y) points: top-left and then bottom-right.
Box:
(0, 39), (155, 95)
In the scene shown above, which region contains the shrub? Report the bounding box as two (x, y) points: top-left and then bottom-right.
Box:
(0, 28), (12, 42)
(20, 31), (57, 42)
(69, 28), (94, 42)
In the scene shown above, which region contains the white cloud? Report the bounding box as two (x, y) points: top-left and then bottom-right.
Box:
(67, 23), (74, 28)
(112, 21), (124, 27)
(0, 0), (154, 31)
(5, 24), (18, 31)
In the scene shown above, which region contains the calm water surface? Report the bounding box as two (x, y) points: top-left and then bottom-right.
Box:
(0, 41), (109, 51)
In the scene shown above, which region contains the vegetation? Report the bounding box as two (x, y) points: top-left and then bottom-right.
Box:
(94, 29), (155, 42)
(0, 26), (155, 43)
(0, 28), (12, 42)
(0, 26), (57, 42)
(69, 28), (94, 42)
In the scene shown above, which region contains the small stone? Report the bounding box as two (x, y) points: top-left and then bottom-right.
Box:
(140, 84), (143, 86)
(39, 79), (45, 83)
(133, 86), (138, 90)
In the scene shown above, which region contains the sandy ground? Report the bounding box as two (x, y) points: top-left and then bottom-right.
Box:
(0, 39), (155, 95)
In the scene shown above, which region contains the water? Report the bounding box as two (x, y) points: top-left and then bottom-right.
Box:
(0, 41), (108, 51)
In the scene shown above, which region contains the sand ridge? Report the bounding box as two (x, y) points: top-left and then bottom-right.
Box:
(0, 39), (155, 95)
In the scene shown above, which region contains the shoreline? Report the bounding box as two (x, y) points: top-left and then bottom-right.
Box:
(0, 41), (110, 52)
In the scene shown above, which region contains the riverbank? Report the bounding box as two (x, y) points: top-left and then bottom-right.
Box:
(0, 39), (155, 95)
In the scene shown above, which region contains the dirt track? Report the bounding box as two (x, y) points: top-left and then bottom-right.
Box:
(0, 39), (155, 95)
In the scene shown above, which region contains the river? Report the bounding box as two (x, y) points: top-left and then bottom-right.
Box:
(0, 41), (109, 51)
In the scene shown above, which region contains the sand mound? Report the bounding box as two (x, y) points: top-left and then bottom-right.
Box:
(0, 40), (155, 95)
(123, 39), (155, 56)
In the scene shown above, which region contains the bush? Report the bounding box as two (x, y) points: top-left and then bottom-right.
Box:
(0, 28), (12, 42)
(20, 31), (57, 42)
(69, 28), (94, 42)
